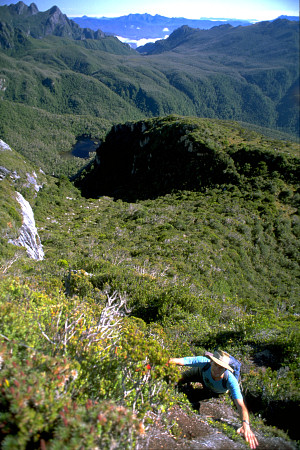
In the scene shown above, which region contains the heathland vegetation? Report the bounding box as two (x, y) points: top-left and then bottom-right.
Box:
(0, 3), (299, 448)
(1, 115), (299, 447)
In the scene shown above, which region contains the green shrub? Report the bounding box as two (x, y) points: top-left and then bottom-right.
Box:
(243, 366), (300, 439)
(0, 340), (142, 449)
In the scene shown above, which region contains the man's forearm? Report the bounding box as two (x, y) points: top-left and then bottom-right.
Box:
(235, 398), (250, 422)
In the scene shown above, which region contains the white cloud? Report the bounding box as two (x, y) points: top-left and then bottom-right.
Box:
(117, 35), (169, 48)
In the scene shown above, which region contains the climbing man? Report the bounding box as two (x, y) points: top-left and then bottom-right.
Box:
(169, 349), (259, 449)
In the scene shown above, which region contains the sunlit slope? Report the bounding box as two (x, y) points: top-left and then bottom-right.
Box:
(0, 18), (299, 135)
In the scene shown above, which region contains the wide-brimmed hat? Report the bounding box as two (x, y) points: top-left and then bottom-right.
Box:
(205, 350), (233, 372)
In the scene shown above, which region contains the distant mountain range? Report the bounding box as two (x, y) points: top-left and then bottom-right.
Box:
(72, 14), (253, 48)
(72, 13), (299, 48)
(136, 19), (299, 56)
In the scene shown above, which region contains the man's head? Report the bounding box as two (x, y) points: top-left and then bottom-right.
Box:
(206, 349), (234, 372)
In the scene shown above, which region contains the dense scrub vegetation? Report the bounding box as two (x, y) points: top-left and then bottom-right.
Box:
(0, 115), (299, 447)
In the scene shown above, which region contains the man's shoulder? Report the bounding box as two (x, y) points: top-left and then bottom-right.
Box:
(226, 371), (243, 399)
(226, 371), (238, 383)
(201, 356), (210, 363)
(226, 371), (242, 391)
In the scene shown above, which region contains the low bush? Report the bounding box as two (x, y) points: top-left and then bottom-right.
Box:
(0, 340), (142, 449)
(0, 278), (181, 446)
(243, 367), (300, 439)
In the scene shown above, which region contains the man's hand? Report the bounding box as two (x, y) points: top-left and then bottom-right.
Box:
(234, 399), (259, 449)
(168, 357), (185, 365)
(237, 422), (259, 449)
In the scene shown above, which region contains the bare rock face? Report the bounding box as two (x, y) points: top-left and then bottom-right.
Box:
(8, 192), (44, 260)
(47, 6), (67, 25)
(28, 3), (39, 15)
(13, 1), (28, 15)
(0, 139), (12, 152)
(0, 139), (45, 260)
(138, 397), (297, 449)
(45, 6), (69, 35)
(2, 2), (106, 42)
(10, 1), (39, 16)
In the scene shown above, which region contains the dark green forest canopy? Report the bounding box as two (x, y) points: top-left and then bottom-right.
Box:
(75, 116), (300, 199)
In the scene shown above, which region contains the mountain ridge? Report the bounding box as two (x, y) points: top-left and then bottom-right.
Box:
(137, 19), (299, 57)
(0, 1), (107, 43)
(7, 1), (38, 16)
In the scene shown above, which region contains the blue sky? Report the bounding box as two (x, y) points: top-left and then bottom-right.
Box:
(0, 0), (299, 20)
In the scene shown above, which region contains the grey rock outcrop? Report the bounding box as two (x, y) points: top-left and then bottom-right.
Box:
(1, 2), (106, 42)
(9, 1), (39, 16)
(0, 139), (45, 260)
(9, 191), (44, 260)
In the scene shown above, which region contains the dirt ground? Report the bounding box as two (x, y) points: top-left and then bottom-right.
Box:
(137, 387), (297, 449)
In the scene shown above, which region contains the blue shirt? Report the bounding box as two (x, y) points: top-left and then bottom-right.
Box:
(183, 356), (242, 400)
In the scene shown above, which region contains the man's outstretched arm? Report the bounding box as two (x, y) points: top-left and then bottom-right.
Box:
(234, 398), (259, 449)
